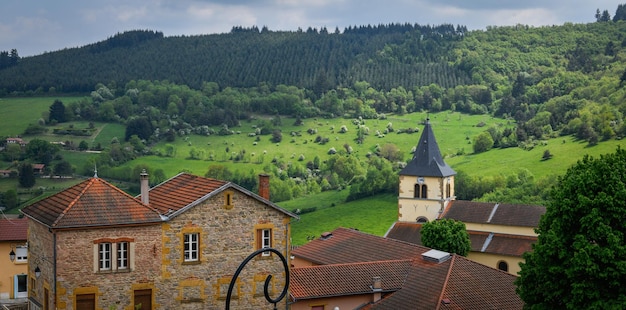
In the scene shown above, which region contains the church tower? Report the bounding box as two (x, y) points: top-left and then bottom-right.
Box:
(398, 118), (456, 222)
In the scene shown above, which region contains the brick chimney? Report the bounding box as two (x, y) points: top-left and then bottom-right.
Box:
(140, 169), (149, 205)
(372, 276), (382, 302)
(259, 174), (270, 200)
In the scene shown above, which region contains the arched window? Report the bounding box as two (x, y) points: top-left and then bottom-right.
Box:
(416, 217), (428, 223)
(414, 184), (420, 198)
(446, 183), (451, 198)
(421, 184), (428, 199)
(497, 261), (508, 272)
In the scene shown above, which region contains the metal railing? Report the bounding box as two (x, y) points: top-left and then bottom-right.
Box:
(225, 248), (290, 310)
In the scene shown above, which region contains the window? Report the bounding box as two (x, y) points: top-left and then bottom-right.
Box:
(497, 261), (509, 272)
(415, 182), (428, 198)
(98, 243), (112, 271)
(117, 242), (128, 270)
(184, 233), (199, 262)
(255, 224), (274, 257)
(260, 229), (272, 256)
(15, 246), (27, 262)
(224, 191), (234, 209)
(94, 238), (134, 273)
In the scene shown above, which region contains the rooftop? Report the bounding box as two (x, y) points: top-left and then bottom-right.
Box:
(21, 177), (162, 229)
(0, 217), (28, 241)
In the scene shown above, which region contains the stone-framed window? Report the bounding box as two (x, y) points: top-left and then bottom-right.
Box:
(93, 238), (135, 273)
(254, 223), (274, 257)
(223, 191), (234, 209)
(184, 233), (200, 263)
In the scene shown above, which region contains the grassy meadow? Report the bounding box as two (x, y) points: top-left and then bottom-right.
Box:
(1, 96), (624, 242)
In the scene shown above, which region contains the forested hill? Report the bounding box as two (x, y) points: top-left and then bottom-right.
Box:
(0, 24), (471, 94)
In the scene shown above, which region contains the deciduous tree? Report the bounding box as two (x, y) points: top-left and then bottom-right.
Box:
(421, 219), (471, 256)
(516, 148), (626, 309)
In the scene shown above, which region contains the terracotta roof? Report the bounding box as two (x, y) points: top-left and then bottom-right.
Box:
(146, 173), (298, 219)
(438, 257), (523, 309)
(470, 231), (537, 257)
(0, 217), (28, 241)
(292, 227), (430, 265)
(385, 222), (423, 244)
(21, 177), (162, 229)
(386, 222), (537, 258)
(146, 173), (229, 214)
(399, 119), (456, 177)
(294, 228), (522, 309)
(442, 200), (545, 227)
(290, 260), (412, 300)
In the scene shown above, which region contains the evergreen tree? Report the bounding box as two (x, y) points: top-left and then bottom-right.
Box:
(18, 163), (35, 188)
(49, 99), (66, 123)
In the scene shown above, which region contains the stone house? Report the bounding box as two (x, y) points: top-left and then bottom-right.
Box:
(21, 172), (297, 310)
(387, 118), (545, 275)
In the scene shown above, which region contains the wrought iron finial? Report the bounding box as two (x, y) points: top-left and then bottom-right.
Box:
(225, 247), (290, 310)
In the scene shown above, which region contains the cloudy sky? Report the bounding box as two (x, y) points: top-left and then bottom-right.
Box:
(1, 0), (623, 57)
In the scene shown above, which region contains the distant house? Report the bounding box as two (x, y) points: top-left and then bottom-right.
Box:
(290, 227), (523, 309)
(388, 118), (545, 275)
(0, 170), (15, 178)
(0, 217), (29, 303)
(21, 172), (297, 310)
(32, 164), (45, 175)
(6, 138), (26, 147)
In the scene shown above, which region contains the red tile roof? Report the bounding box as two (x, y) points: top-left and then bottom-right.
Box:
(0, 217), (28, 241)
(386, 222), (537, 258)
(146, 173), (229, 214)
(146, 173), (298, 219)
(290, 260), (412, 300)
(293, 228), (523, 309)
(442, 200), (545, 227)
(21, 177), (162, 229)
(438, 257), (523, 309)
(292, 227), (430, 265)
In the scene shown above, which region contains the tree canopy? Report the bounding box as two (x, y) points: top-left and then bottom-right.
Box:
(516, 147), (626, 309)
(420, 219), (471, 256)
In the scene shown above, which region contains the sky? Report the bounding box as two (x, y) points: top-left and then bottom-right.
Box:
(1, 0), (624, 57)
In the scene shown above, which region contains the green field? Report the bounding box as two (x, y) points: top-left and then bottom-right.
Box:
(2, 97), (624, 242)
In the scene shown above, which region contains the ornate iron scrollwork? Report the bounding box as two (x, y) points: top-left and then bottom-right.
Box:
(225, 247), (290, 310)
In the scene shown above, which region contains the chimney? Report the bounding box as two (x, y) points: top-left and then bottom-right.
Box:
(140, 169), (149, 205)
(372, 276), (382, 302)
(259, 174), (270, 200)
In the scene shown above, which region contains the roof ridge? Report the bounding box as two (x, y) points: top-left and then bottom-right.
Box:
(436, 254), (456, 310)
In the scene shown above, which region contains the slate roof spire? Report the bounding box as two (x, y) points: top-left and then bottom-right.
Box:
(400, 118), (456, 177)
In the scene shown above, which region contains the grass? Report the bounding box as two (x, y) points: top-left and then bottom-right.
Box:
(287, 193), (398, 246)
(0, 97), (86, 137)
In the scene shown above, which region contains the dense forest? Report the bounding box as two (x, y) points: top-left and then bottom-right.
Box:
(3, 5), (626, 206)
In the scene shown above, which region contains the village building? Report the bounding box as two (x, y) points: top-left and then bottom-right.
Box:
(0, 216), (29, 306)
(290, 227), (523, 309)
(387, 118), (545, 275)
(20, 172), (297, 310)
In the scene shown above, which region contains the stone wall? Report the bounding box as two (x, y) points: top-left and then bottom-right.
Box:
(54, 224), (162, 310)
(157, 188), (292, 310)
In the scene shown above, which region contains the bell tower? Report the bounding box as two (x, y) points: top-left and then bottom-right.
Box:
(398, 118), (456, 222)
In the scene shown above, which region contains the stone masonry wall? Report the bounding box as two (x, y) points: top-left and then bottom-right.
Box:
(54, 224), (162, 310)
(157, 188), (292, 310)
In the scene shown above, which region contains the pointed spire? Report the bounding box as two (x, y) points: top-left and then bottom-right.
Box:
(400, 118), (456, 177)
(94, 164), (98, 178)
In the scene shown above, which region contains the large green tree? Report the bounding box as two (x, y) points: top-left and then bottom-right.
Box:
(516, 148), (626, 309)
(18, 163), (35, 188)
(421, 219), (471, 256)
(49, 99), (66, 123)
